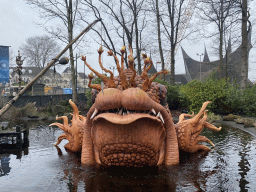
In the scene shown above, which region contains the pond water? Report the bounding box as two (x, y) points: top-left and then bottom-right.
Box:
(0, 123), (256, 192)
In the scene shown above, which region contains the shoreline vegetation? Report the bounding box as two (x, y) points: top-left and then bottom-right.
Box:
(1, 75), (256, 132)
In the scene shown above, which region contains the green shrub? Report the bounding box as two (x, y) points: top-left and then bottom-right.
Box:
(180, 77), (231, 113)
(223, 114), (242, 121)
(207, 112), (222, 123)
(153, 78), (189, 109)
(241, 85), (256, 116)
(85, 89), (92, 109)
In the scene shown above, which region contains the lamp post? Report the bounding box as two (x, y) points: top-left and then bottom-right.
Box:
(15, 50), (25, 93)
(197, 53), (204, 81)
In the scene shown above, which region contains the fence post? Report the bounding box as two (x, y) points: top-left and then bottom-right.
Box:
(16, 125), (22, 149)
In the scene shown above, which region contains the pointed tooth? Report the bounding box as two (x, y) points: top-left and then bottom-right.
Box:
(159, 113), (164, 124)
(151, 108), (156, 115)
(156, 112), (164, 124)
(90, 108), (98, 120)
(118, 107), (123, 115)
(127, 110), (130, 114)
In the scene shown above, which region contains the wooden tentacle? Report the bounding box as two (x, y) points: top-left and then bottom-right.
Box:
(51, 115), (70, 133)
(128, 48), (137, 87)
(98, 52), (116, 88)
(54, 133), (68, 146)
(119, 51), (129, 90)
(79, 115), (87, 121)
(88, 73), (101, 91)
(145, 60), (153, 73)
(108, 51), (129, 89)
(191, 144), (211, 153)
(148, 70), (168, 88)
(121, 50), (126, 71)
(141, 63), (150, 91)
(50, 122), (65, 131)
(194, 135), (215, 147)
(69, 99), (79, 119)
(120, 70), (129, 90)
(110, 52), (121, 74)
(191, 101), (211, 126)
(193, 110), (208, 135)
(129, 61), (137, 87)
(82, 56), (108, 85)
(204, 121), (222, 132)
(179, 112), (194, 122)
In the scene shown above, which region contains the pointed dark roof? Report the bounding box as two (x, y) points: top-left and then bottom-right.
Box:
(147, 62), (157, 75)
(181, 47), (190, 59)
(181, 36), (253, 84)
(63, 67), (71, 73)
(203, 46), (210, 63)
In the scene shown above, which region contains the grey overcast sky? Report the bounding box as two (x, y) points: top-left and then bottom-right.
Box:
(1, 0), (256, 82)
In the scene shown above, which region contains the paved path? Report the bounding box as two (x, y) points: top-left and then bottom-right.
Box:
(217, 120), (256, 137)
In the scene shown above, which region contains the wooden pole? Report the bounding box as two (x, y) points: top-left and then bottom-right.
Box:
(0, 19), (101, 117)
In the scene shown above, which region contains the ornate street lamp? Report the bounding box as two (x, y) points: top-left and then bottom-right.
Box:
(197, 53), (204, 81)
(15, 50), (25, 93)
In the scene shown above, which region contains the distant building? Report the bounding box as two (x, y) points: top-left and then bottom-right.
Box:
(181, 29), (252, 85)
(7, 66), (89, 95)
(164, 31), (252, 85)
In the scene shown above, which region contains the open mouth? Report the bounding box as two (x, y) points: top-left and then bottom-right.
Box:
(90, 107), (166, 167)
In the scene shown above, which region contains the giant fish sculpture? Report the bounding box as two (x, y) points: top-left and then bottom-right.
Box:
(51, 46), (221, 167)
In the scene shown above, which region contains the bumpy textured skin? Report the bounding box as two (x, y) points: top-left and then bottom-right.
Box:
(51, 47), (222, 167)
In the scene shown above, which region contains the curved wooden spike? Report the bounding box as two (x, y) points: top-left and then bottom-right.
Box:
(98, 52), (116, 88)
(129, 45), (133, 57)
(79, 115), (87, 121)
(110, 52), (129, 90)
(204, 121), (222, 132)
(54, 115), (70, 132)
(195, 135), (215, 147)
(121, 48), (126, 71)
(128, 49), (136, 87)
(191, 101), (212, 124)
(54, 133), (68, 146)
(129, 63), (137, 87)
(148, 70), (168, 88)
(82, 56), (108, 85)
(69, 99), (79, 119)
(50, 122), (64, 130)
(179, 113), (194, 122)
(109, 51), (121, 75)
(192, 144), (211, 153)
(88, 73), (101, 91)
(194, 110), (208, 133)
(141, 63), (150, 91)
(145, 60), (153, 73)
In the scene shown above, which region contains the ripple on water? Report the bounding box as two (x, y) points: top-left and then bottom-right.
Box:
(0, 124), (256, 191)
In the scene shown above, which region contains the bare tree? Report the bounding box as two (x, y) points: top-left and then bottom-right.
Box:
(159, 0), (186, 85)
(150, 0), (165, 72)
(240, 0), (251, 89)
(198, 0), (240, 79)
(25, 0), (85, 103)
(20, 35), (60, 70)
(82, 0), (147, 74)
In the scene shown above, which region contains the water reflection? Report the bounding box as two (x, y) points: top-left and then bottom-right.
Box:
(0, 124), (255, 192)
(0, 155), (11, 176)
